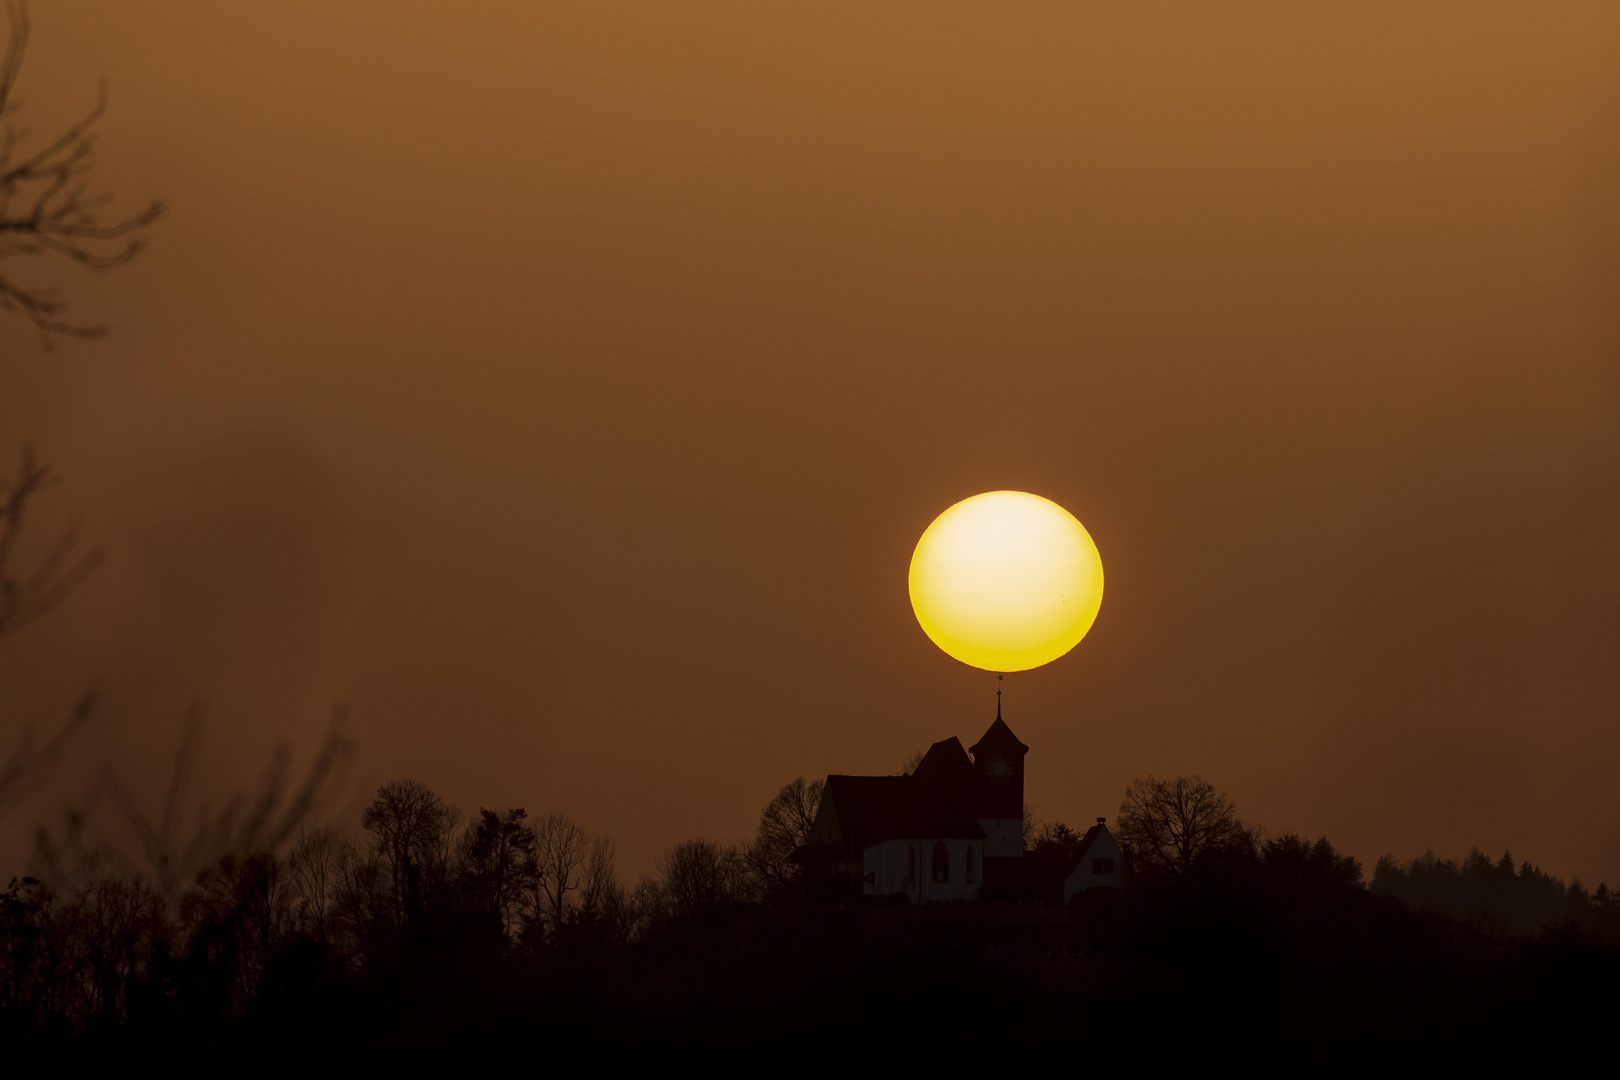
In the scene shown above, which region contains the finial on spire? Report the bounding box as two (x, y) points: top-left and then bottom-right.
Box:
(996, 673), (1003, 720)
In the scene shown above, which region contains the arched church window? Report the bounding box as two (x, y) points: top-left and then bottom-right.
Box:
(907, 847), (917, 882)
(965, 846), (976, 883)
(932, 841), (949, 883)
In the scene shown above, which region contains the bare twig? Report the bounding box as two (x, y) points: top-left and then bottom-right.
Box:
(0, 0), (164, 347)
(0, 443), (102, 817)
(35, 704), (358, 896)
(0, 443), (102, 641)
(0, 689), (94, 815)
(0, 1), (29, 117)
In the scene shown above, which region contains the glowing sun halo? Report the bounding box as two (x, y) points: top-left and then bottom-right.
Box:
(908, 491), (1104, 673)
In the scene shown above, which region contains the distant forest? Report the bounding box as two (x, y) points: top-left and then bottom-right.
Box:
(3, 767), (1617, 1065)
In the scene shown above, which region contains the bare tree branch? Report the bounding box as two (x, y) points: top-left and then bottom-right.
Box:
(0, 444), (102, 818)
(532, 811), (588, 938)
(34, 704), (357, 897)
(0, 1), (30, 118)
(0, 688), (93, 815)
(0, 1), (164, 348)
(0, 444), (102, 642)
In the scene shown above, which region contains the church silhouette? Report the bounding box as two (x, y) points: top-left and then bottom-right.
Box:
(796, 704), (1125, 905)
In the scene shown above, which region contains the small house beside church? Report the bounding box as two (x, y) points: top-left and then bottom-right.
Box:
(1061, 818), (1126, 904)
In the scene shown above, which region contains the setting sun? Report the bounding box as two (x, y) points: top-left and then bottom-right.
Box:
(908, 491), (1104, 673)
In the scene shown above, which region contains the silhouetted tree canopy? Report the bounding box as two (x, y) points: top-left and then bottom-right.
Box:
(744, 775), (823, 895)
(461, 807), (536, 940)
(1371, 847), (1607, 937)
(1115, 774), (1247, 879)
(3, 771), (1618, 1064)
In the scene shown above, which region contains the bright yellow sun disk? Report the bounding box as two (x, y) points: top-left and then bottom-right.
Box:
(908, 491), (1104, 673)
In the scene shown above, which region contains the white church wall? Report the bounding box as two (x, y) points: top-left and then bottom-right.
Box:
(921, 838), (983, 903)
(1063, 827), (1126, 904)
(863, 838), (984, 903)
(864, 839), (918, 902)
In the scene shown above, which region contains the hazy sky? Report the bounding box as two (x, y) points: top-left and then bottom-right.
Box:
(4, 2), (1619, 885)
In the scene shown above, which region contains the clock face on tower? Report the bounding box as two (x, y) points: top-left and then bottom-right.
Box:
(985, 755), (1014, 783)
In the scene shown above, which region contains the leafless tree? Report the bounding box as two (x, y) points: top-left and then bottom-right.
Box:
(287, 824), (340, 943)
(360, 777), (457, 928)
(55, 872), (163, 1026)
(655, 839), (755, 918)
(181, 851), (295, 1009)
(1, 0), (167, 818)
(331, 833), (385, 957)
(576, 835), (615, 914)
(744, 776), (823, 891)
(1115, 774), (1248, 879)
(532, 811), (587, 938)
(569, 834), (632, 944)
(0, 1), (163, 346)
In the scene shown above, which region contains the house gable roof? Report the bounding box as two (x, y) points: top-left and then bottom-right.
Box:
(1061, 822), (1116, 879)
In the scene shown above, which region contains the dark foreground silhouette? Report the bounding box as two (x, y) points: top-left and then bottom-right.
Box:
(3, 778), (1618, 1066)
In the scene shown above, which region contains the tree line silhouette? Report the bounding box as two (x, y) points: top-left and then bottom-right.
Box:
(2, 769), (1616, 1064)
(1372, 847), (1617, 938)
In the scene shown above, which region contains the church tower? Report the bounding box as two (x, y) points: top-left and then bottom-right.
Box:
(968, 698), (1029, 858)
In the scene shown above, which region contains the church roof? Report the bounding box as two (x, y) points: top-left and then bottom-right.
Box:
(803, 709), (1030, 860)
(817, 767), (986, 848)
(910, 737), (978, 787)
(816, 775), (906, 850)
(968, 716), (1029, 759)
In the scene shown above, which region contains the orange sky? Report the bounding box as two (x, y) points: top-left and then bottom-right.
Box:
(4, 2), (1619, 886)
